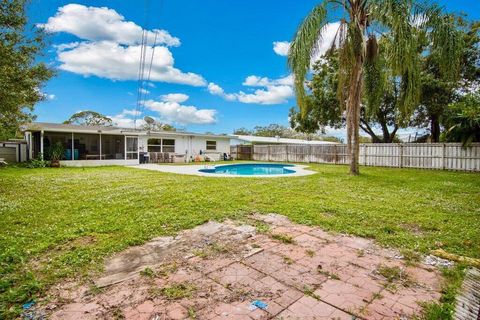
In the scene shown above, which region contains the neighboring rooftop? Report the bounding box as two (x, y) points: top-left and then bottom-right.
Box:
(231, 134), (338, 145)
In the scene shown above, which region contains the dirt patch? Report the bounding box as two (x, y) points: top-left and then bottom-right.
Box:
(29, 235), (98, 272)
(35, 214), (444, 319)
(401, 223), (425, 236)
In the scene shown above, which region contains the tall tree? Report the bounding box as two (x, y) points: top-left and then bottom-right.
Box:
(415, 20), (480, 141)
(234, 123), (341, 141)
(141, 122), (176, 132)
(290, 53), (406, 143)
(63, 111), (113, 126)
(233, 127), (253, 135)
(443, 92), (480, 145)
(0, 0), (54, 140)
(288, 0), (462, 174)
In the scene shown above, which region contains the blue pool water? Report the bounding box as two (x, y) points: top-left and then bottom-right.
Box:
(199, 163), (295, 176)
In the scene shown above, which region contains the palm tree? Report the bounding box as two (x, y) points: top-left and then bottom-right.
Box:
(288, 0), (463, 174)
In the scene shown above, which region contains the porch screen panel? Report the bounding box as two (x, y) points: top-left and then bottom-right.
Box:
(43, 132), (71, 160)
(73, 133), (100, 160)
(101, 135), (125, 159)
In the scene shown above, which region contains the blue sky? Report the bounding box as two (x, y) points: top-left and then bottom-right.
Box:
(28, 0), (480, 136)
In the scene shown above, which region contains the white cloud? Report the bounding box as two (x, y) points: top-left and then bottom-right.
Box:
(139, 88), (150, 95)
(109, 109), (144, 128)
(56, 41), (206, 86)
(272, 22), (341, 64)
(143, 94), (217, 125)
(121, 108), (142, 117)
(312, 22), (341, 62)
(160, 93), (189, 103)
(39, 4), (180, 46)
(273, 41), (290, 56)
(208, 75), (294, 105)
(207, 82), (236, 101)
(53, 42), (80, 51)
(46, 94), (56, 100)
(236, 85), (293, 105)
(242, 75), (293, 87)
(41, 4), (206, 87)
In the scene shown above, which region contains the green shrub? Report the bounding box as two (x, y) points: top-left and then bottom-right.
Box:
(24, 155), (49, 168)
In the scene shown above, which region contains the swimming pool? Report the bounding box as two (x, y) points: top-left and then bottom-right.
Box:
(199, 163), (295, 176)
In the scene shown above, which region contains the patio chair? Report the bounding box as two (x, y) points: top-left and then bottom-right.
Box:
(0, 158), (7, 166)
(152, 152), (160, 163)
(204, 155), (216, 162)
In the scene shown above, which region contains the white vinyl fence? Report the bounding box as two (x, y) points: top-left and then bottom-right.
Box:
(249, 143), (480, 171)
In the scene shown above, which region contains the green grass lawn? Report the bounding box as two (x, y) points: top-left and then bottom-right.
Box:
(0, 164), (479, 317)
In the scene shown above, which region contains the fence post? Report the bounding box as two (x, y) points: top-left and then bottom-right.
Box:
(285, 145), (288, 162)
(399, 144), (403, 168)
(333, 145), (337, 164)
(442, 143), (446, 170)
(364, 144), (367, 166)
(267, 145), (271, 162)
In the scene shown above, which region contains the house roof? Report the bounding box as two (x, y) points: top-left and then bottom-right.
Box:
(231, 135), (338, 145)
(22, 122), (231, 139)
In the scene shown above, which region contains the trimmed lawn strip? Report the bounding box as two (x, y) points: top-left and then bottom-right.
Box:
(0, 164), (479, 318)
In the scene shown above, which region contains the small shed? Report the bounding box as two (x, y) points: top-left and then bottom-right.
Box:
(0, 140), (28, 163)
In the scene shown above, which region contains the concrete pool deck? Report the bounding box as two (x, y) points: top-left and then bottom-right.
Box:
(131, 163), (317, 177)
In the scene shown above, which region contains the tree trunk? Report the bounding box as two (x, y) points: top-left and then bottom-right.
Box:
(346, 57), (363, 175)
(430, 114), (440, 142)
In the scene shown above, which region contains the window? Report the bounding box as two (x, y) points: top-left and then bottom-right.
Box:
(206, 140), (217, 151)
(147, 138), (161, 152)
(147, 138), (175, 153)
(162, 139), (175, 153)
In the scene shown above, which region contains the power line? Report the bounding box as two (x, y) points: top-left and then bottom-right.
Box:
(138, 31), (159, 119)
(134, 0), (151, 129)
(134, 29), (147, 129)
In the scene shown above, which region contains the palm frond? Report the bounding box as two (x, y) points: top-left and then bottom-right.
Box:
(337, 21), (357, 109)
(288, 2), (330, 114)
(428, 12), (464, 81)
(363, 35), (384, 115)
(369, 0), (422, 115)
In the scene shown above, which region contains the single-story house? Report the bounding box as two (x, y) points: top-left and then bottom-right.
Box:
(22, 122), (231, 166)
(230, 134), (338, 145)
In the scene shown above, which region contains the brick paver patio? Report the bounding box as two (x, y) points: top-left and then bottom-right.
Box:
(41, 214), (443, 319)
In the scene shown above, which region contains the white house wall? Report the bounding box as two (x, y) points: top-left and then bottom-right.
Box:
(60, 159), (139, 167)
(139, 135), (231, 162)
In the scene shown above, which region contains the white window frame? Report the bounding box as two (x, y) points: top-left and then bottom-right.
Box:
(206, 140), (217, 151)
(147, 138), (162, 152)
(125, 136), (139, 160)
(147, 138), (175, 153)
(161, 139), (175, 153)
